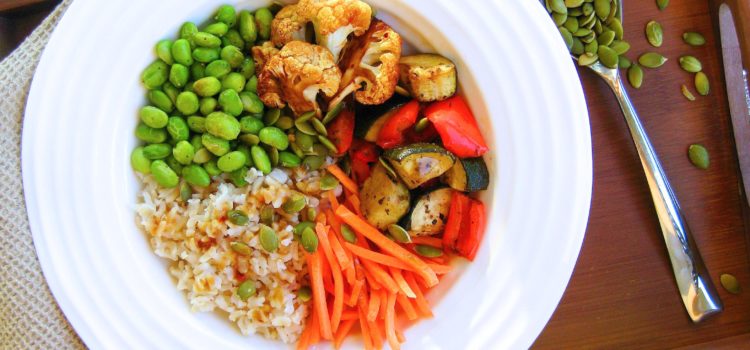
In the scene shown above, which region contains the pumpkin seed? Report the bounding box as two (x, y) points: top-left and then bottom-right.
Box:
(565, 0), (584, 7)
(228, 209), (249, 225)
(295, 130), (315, 152)
(605, 0), (617, 23)
(598, 30), (615, 46)
(656, 0), (668, 10)
(297, 286), (312, 301)
(584, 40), (599, 55)
(553, 12), (568, 26)
(379, 157), (399, 180)
(341, 224), (357, 243)
(394, 85), (411, 97)
(559, 27), (574, 50)
(681, 84), (696, 101)
(414, 117), (430, 133)
(311, 117), (328, 136)
(306, 207), (317, 221)
(289, 140), (305, 158)
(320, 174), (339, 190)
(628, 64), (644, 88)
(638, 52), (668, 68)
(267, 145), (279, 167)
(295, 119), (317, 136)
(237, 280), (256, 300)
(387, 224), (411, 243)
(563, 17), (580, 33)
(303, 155), (325, 170)
(571, 38), (585, 55)
(282, 192), (306, 214)
(679, 55), (702, 73)
(550, 0), (567, 14)
(301, 227), (319, 252)
(582, 3), (594, 16)
(609, 18), (624, 40)
(573, 27), (592, 37)
(323, 101), (345, 124)
(618, 56), (632, 69)
(180, 182), (192, 202)
(578, 53), (599, 66)
(695, 72), (710, 95)
(260, 204), (275, 225)
(230, 241), (253, 256)
(415, 244), (443, 258)
(609, 40), (630, 55)
(683, 32), (706, 46)
(688, 144), (709, 169)
(594, 0), (610, 20)
(645, 20), (663, 47)
(720, 273), (741, 294)
(598, 46), (618, 68)
(294, 221), (315, 236)
(296, 111), (315, 123)
(259, 224), (280, 252)
(593, 19), (603, 34)
(568, 7), (583, 16)
(263, 108), (281, 126)
(318, 135), (338, 154)
(275, 116), (294, 130)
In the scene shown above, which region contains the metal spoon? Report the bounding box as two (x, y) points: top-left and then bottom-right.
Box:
(542, 0), (722, 322)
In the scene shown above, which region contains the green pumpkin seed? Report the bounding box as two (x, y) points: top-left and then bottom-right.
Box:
(594, 0), (610, 20)
(340, 224), (357, 243)
(618, 56), (632, 69)
(582, 3), (594, 16)
(559, 27), (574, 51)
(563, 17), (580, 33)
(656, 0), (668, 10)
(638, 52), (668, 68)
(415, 244), (443, 258)
(230, 241), (253, 256)
(295, 120), (317, 136)
(681, 85), (696, 101)
(294, 221), (315, 236)
(323, 102), (345, 124)
(584, 40), (598, 55)
(688, 144), (709, 169)
(628, 64), (644, 89)
(267, 146), (280, 167)
(318, 135), (338, 154)
(550, 0), (567, 14)
(283, 192), (307, 214)
(593, 19), (603, 35)
(394, 85), (411, 97)
(297, 286), (312, 301)
(565, 0), (584, 7)
(289, 141), (305, 158)
(263, 108), (281, 126)
(573, 27), (592, 37)
(720, 273), (741, 294)
(679, 55), (702, 73)
(568, 8), (583, 16)
(310, 118), (327, 136)
(597, 30), (615, 46)
(180, 182), (192, 202)
(695, 72), (710, 95)
(276, 116), (294, 130)
(228, 209), (249, 225)
(578, 53), (599, 66)
(301, 227), (319, 253)
(303, 155), (326, 170)
(237, 280), (256, 300)
(320, 174), (340, 191)
(260, 204), (275, 225)
(609, 40), (630, 55)
(379, 157), (399, 180)
(259, 224), (280, 252)
(683, 32), (706, 46)
(598, 46), (618, 68)
(306, 207), (317, 221)
(645, 20), (663, 47)
(387, 224), (411, 243)
(295, 131), (316, 152)
(414, 117), (431, 133)
(609, 18), (623, 40)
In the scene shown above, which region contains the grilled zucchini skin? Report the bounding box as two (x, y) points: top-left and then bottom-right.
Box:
(360, 163), (411, 230)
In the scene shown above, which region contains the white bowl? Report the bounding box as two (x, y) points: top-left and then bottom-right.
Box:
(22, 0), (591, 348)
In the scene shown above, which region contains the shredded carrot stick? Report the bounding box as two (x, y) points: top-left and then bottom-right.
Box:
(390, 267), (416, 298)
(358, 295), (374, 350)
(369, 319), (384, 349)
(366, 290), (381, 322)
(316, 224), (344, 333)
(410, 236), (443, 248)
(426, 263), (453, 275)
(385, 292), (400, 350)
(362, 260), (399, 294)
(334, 319), (357, 349)
(404, 272), (433, 318)
(347, 195), (362, 216)
(340, 309), (359, 321)
(327, 189), (340, 209)
(308, 252), (333, 339)
(296, 308), (313, 350)
(308, 305), (320, 345)
(396, 328), (405, 343)
(378, 289), (389, 321)
(348, 278), (364, 307)
(326, 164), (359, 195)
(395, 293), (419, 320)
(363, 268), (382, 290)
(344, 242), (411, 270)
(336, 205), (439, 287)
(329, 225), (352, 270)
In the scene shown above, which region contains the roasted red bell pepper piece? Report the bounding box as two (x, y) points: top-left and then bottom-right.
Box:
(327, 107), (355, 155)
(456, 199), (486, 261)
(376, 100), (420, 149)
(442, 191), (470, 251)
(350, 157), (371, 186)
(350, 139), (380, 163)
(423, 96), (488, 158)
(404, 120), (439, 144)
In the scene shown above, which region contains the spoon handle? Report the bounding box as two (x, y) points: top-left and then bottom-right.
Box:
(608, 74), (723, 322)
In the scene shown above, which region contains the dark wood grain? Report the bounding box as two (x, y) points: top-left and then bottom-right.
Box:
(533, 0), (750, 348)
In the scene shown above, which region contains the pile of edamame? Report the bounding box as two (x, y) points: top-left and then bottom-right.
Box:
(131, 4), (329, 192)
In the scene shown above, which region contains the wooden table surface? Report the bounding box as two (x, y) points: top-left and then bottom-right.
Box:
(533, 0), (750, 348)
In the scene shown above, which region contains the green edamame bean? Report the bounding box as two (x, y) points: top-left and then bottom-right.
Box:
(205, 111), (241, 140)
(239, 58), (255, 79)
(203, 159), (221, 176)
(238, 11), (257, 43)
(193, 32), (221, 48)
(190, 63), (205, 80)
(172, 140), (195, 165)
(186, 116), (206, 133)
(223, 29), (245, 49)
(204, 22), (229, 37)
(141, 60), (169, 89)
(167, 116), (190, 141)
(264, 108), (281, 126)
(236, 145), (253, 167)
(171, 39), (194, 66)
(183, 82), (195, 93)
(165, 155), (183, 174)
(161, 82), (180, 103)
(193, 76), (222, 97)
(217, 151), (247, 172)
(303, 155), (325, 170)
(169, 64), (189, 88)
(239, 116), (264, 134)
(143, 143), (172, 160)
(202, 133), (231, 156)
(190, 133), (203, 148)
(267, 146), (279, 167)
(214, 4), (236, 26)
(179, 22), (198, 45)
(176, 91), (200, 115)
(254, 8), (273, 41)
(150, 160), (179, 188)
(245, 75), (258, 93)
(199, 97), (217, 116)
(140, 106), (168, 128)
(222, 72), (246, 93)
(229, 166), (249, 186)
(155, 39), (173, 65)
(219, 89), (243, 117)
(251, 145), (272, 174)
(192, 47), (220, 63)
(148, 90), (173, 113)
(182, 164), (211, 187)
(131, 147), (152, 174)
(135, 123), (167, 143)
(205, 60), (232, 78)
(259, 127), (289, 150)
(180, 182), (192, 202)
(237, 279), (256, 300)
(239, 92), (264, 114)
(239, 134), (260, 146)
(193, 148), (213, 164)
(221, 45), (244, 68)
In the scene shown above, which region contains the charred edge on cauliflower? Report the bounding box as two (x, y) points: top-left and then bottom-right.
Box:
(252, 41), (280, 72)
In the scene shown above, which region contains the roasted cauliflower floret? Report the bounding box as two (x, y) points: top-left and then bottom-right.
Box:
(257, 41), (342, 116)
(271, 0), (372, 62)
(252, 41), (280, 72)
(331, 19), (401, 106)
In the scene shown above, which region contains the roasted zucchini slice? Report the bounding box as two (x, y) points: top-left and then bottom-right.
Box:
(359, 162), (411, 230)
(408, 187), (453, 236)
(354, 94), (410, 142)
(398, 54), (457, 102)
(383, 143), (456, 189)
(441, 157), (490, 192)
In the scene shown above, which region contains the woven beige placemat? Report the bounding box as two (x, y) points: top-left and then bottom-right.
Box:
(0, 1), (85, 348)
